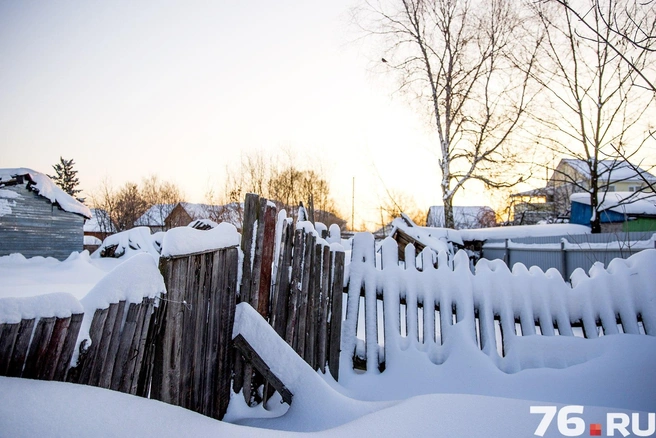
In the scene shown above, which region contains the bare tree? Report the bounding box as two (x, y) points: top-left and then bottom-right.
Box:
(214, 150), (346, 229)
(546, 0), (656, 92)
(140, 174), (185, 230)
(530, 0), (656, 232)
(356, 0), (541, 228)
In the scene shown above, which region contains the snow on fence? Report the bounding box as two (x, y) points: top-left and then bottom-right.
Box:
(344, 233), (656, 374)
(482, 231), (656, 279)
(232, 194), (345, 407)
(0, 254), (165, 392)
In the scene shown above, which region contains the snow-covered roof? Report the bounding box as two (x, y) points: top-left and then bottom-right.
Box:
(0, 168), (91, 219)
(426, 206), (493, 229)
(560, 159), (656, 183)
(571, 192), (656, 216)
(135, 202), (241, 228)
(134, 203), (177, 227)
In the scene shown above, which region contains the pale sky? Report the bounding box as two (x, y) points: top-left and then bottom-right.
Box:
(0, 0), (492, 230)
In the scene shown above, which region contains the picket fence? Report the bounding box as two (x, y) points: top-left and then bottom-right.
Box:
(343, 233), (655, 374)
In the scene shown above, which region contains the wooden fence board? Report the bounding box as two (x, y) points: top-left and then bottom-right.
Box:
(7, 318), (34, 377)
(78, 307), (109, 385)
(40, 316), (71, 380)
(89, 302), (120, 387)
(328, 251), (345, 381)
(99, 300), (126, 389)
(23, 316), (56, 379)
(55, 312), (83, 382)
(0, 322), (19, 375)
(129, 298), (154, 395)
(317, 245), (331, 373)
(112, 302), (139, 391)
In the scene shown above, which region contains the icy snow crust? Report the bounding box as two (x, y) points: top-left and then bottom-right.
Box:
(0, 168), (92, 219)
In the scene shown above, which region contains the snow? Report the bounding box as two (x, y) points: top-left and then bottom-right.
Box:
(0, 168), (92, 219)
(93, 226), (161, 259)
(160, 221), (241, 257)
(84, 235), (102, 245)
(571, 192), (656, 216)
(458, 224), (591, 242)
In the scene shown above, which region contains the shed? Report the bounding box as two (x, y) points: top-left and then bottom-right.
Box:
(570, 192), (656, 232)
(0, 168), (92, 260)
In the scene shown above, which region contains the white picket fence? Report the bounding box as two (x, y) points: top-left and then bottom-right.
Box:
(342, 233), (656, 374)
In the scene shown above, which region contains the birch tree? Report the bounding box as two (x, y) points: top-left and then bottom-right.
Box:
(357, 0), (541, 228)
(530, 0), (655, 232)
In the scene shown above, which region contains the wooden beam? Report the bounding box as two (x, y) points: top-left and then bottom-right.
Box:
(232, 334), (293, 405)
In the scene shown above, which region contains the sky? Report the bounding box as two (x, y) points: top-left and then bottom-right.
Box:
(1, 0), (500, 230)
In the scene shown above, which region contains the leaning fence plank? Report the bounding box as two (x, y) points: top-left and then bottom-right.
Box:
(40, 316), (71, 380)
(305, 243), (321, 369)
(120, 300), (148, 394)
(328, 250), (345, 380)
(317, 245), (331, 373)
(23, 317), (56, 379)
(272, 221), (293, 338)
(111, 302), (139, 391)
(233, 334), (293, 405)
(129, 298), (154, 395)
(89, 302), (121, 387)
(54, 312), (83, 382)
(7, 318), (34, 377)
(0, 322), (20, 375)
(286, 229), (304, 350)
(296, 232), (315, 358)
(78, 307), (109, 385)
(99, 300), (126, 389)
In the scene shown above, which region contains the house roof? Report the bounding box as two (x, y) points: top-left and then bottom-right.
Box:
(570, 192), (656, 216)
(134, 202), (242, 228)
(560, 159), (656, 183)
(0, 168), (92, 219)
(135, 204), (177, 227)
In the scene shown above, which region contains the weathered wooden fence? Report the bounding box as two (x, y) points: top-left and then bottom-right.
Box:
(0, 295), (159, 394)
(343, 233), (655, 374)
(0, 313), (83, 381)
(152, 246), (239, 420)
(232, 194), (345, 406)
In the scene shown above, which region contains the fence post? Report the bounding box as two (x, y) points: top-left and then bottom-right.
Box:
(503, 239), (509, 267)
(561, 239), (568, 279)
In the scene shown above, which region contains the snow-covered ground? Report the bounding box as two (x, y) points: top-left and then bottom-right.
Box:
(1, 229), (655, 437)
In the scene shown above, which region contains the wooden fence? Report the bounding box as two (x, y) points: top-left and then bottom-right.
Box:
(0, 295), (158, 395)
(343, 233), (655, 374)
(0, 313), (83, 381)
(232, 194), (345, 407)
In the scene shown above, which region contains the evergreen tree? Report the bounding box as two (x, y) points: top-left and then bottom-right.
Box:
(49, 157), (81, 197)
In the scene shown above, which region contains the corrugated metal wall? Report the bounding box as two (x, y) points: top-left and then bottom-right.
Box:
(481, 231), (655, 280)
(0, 185), (85, 260)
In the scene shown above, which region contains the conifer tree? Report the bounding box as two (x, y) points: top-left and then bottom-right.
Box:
(49, 157), (81, 197)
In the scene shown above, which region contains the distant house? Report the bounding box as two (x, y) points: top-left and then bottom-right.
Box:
(512, 159), (656, 224)
(570, 192), (656, 232)
(0, 168), (92, 260)
(426, 206), (496, 229)
(134, 202), (243, 233)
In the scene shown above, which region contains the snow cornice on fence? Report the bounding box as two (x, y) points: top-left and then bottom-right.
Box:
(159, 222), (241, 258)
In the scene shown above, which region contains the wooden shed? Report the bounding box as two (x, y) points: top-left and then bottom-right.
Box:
(0, 168), (92, 260)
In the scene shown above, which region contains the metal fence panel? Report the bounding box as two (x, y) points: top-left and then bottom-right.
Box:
(481, 231), (655, 280)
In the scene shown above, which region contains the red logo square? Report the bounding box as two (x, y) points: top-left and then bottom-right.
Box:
(590, 423), (602, 436)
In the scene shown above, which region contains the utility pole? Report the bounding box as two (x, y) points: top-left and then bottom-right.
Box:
(351, 177), (355, 231)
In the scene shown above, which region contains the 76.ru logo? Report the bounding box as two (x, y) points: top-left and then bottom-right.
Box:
(530, 406), (655, 436)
